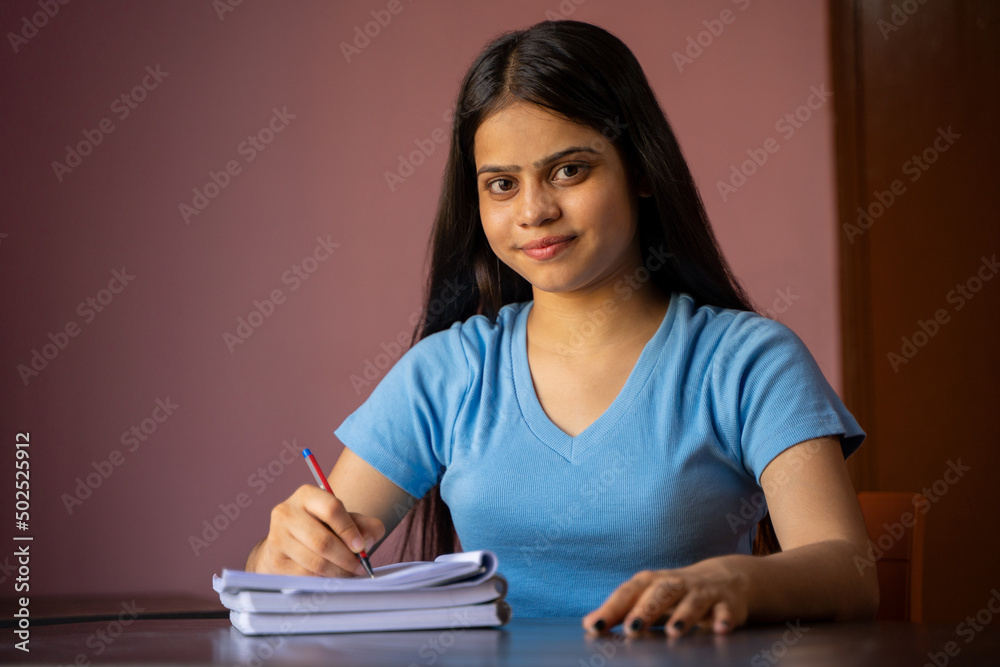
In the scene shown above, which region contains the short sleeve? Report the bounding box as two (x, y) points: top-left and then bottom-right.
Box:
(334, 324), (472, 500)
(712, 315), (865, 484)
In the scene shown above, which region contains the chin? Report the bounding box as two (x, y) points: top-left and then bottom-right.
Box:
(524, 276), (587, 295)
(505, 258), (593, 295)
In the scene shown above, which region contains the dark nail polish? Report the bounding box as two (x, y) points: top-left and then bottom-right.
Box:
(591, 619), (606, 632)
(629, 618), (644, 633)
(672, 620), (685, 633)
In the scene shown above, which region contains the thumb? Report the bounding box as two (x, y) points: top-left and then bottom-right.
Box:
(349, 513), (386, 551)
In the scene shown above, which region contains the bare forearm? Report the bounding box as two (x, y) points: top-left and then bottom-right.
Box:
(717, 539), (879, 623)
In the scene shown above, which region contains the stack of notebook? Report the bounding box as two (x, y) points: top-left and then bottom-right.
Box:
(213, 550), (510, 635)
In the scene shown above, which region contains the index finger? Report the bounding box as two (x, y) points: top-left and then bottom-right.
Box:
(583, 571), (680, 633)
(302, 485), (371, 554)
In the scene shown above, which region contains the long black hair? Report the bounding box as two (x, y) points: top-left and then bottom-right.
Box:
(392, 20), (780, 563)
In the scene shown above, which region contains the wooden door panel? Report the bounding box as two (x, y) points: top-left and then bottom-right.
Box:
(833, 0), (999, 623)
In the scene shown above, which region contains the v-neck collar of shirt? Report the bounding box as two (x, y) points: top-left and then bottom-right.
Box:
(510, 292), (678, 462)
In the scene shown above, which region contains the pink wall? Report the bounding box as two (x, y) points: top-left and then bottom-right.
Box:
(0, 0), (839, 597)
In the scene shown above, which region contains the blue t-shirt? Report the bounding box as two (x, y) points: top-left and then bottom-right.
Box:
(334, 292), (865, 617)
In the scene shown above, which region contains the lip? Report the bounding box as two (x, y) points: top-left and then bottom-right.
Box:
(520, 235), (575, 260)
(521, 235), (575, 250)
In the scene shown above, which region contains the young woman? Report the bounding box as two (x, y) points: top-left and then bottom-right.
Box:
(247, 20), (878, 636)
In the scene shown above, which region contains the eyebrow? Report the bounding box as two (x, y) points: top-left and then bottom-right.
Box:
(476, 146), (600, 177)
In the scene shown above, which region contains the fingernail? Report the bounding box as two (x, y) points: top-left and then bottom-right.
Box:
(719, 619), (731, 631)
(591, 619), (606, 632)
(629, 618), (643, 633)
(351, 537), (365, 552)
(672, 620), (685, 634)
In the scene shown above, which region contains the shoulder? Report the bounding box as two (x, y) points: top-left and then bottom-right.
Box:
(352, 303), (526, 410)
(407, 301), (527, 369)
(666, 293), (821, 393)
(667, 294), (863, 476)
(670, 292), (802, 357)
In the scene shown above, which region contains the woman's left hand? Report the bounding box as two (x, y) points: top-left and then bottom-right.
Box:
(582, 438), (877, 636)
(582, 556), (750, 637)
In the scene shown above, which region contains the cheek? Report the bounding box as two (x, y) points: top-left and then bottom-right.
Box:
(479, 205), (511, 246)
(572, 183), (633, 233)
(478, 213), (506, 258)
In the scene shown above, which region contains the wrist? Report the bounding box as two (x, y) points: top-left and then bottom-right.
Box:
(246, 539), (266, 572)
(721, 554), (753, 592)
(704, 553), (758, 615)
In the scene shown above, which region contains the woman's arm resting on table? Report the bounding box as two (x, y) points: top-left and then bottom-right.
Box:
(583, 436), (879, 636)
(246, 447), (415, 575)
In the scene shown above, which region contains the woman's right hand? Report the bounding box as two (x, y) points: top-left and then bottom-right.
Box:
(249, 484), (386, 577)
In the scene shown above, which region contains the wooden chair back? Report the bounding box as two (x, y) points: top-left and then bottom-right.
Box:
(857, 491), (926, 622)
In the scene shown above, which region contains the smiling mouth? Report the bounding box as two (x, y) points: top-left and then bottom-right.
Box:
(520, 235), (575, 260)
(521, 235), (575, 250)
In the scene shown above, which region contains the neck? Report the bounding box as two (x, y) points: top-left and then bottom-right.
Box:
(528, 270), (671, 357)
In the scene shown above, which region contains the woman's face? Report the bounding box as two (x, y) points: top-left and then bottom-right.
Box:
(473, 102), (643, 296)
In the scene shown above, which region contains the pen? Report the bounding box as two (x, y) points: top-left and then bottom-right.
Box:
(301, 448), (376, 579)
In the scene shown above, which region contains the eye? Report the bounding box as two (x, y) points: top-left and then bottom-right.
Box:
(554, 163), (588, 181)
(487, 178), (516, 195)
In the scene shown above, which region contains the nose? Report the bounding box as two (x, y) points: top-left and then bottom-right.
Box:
(517, 182), (560, 227)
